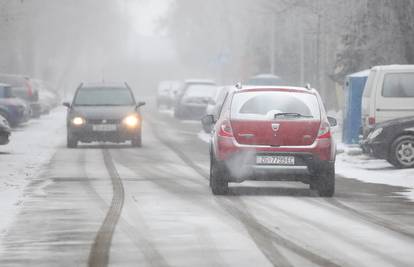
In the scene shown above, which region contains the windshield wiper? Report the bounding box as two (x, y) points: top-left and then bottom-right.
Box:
(274, 112), (313, 118)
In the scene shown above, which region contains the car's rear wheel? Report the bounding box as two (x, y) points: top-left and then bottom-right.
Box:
(389, 135), (414, 168)
(67, 133), (78, 148)
(210, 156), (229, 195)
(311, 163), (335, 197)
(131, 133), (142, 147)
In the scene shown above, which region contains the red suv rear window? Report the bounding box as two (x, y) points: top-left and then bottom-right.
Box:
(230, 91), (320, 120)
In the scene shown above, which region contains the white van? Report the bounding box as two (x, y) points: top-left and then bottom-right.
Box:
(361, 65), (414, 136)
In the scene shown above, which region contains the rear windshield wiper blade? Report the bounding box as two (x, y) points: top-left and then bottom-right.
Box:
(274, 112), (313, 118)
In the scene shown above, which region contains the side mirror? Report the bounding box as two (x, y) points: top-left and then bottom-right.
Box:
(136, 101), (146, 108)
(201, 114), (215, 133)
(62, 102), (71, 108)
(327, 116), (337, 127)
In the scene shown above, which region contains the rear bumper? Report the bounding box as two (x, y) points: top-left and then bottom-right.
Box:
(360, 139), (388, 159)
(214, 137), (335, 182)
(30, 103), (42, 117)
(69, 124), (140, 143)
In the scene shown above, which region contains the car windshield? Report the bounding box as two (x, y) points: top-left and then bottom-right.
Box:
(231, 91), (320, 120)
(183, 84), (218, 99)
(74, 87), (134, 106)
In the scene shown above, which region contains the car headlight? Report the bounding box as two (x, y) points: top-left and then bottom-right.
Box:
(368, 127), (383, 140)
(71, 117), (85, 126)
(123, 115), (140, 128)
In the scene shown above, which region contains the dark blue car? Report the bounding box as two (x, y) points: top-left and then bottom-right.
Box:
(0, 83), (30, 127)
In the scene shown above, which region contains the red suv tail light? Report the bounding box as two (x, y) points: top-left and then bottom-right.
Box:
(368, 117), (375, 125)
(317, 121), (331, 139)
(218, 120), (233, 137)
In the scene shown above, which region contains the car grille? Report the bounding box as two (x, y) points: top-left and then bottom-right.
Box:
(87, 119), (120, 124)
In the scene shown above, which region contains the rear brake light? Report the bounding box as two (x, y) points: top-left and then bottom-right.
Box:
(218, 120), (233, 137)
(317, 121), (331, 139)
(25, 80), (33, 97)
(368, 117), (375, 125)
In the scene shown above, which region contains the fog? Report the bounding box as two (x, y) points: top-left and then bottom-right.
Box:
(2, 2), (414, 266)
(1, 0), (414, 108)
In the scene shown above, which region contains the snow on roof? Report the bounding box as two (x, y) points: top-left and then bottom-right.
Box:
(250, 73), (281, 79)
(371, 64), (414, 71)
(348, 69), (370, 78)
(184, 79), (216, 84)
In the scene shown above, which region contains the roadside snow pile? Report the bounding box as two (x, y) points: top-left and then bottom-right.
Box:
(336, 147), (414, 201)
(0, 108), (65, 236)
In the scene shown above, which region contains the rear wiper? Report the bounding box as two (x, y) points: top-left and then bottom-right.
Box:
(274, 112), (313, 118)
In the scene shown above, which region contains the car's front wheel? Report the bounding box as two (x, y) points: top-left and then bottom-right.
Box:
(311, 163), (335, 197)
(131, 133), (142, 147)
(210, 156), (229, 195)
(389, 135), (414, 168)
(67, 132), (78, 148)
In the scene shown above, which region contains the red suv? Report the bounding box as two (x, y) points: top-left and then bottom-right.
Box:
(203, 86), (337, 197)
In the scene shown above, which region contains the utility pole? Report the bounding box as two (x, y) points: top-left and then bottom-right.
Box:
(270, 15), (275, 74)
(299, 21), (305, 85)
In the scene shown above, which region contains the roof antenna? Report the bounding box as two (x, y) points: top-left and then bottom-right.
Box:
(305, 83), (311, 90)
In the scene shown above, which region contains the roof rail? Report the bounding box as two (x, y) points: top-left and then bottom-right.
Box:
(235, 82), (243, 90)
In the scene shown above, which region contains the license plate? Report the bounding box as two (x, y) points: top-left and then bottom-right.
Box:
(256, 156), (295, 165)
(92, 124), (117, 132)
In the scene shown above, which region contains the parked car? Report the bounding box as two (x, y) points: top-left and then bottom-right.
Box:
(31, 79), (60, 114)
(0, 114), (11, 145)
(0, 74), (41, 118)
(202, 86), (337, 196)
(361, 116), (414, 168)
(156, 80), (181, 109)
(0, 83), (30, 126)
(63, 82), (145, 148)
(246, 74), (285, 86)
(174, 79), (217, 119)
(203, 85), (236, 133)
(361, 65), (414, 137)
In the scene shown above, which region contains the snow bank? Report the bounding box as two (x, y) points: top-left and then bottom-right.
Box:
(336, 148), (414, 201)
(0, 108), (65, 237)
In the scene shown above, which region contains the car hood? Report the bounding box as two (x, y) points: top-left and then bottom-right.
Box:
(71, 106), (136, 120)
(375, 116), (414, 129)
(0, 97), (28, 107)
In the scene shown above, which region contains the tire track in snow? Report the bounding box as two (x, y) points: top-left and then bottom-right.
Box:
(322, 197), (414, 240)
(81, 149), (170, 267)
(88, 149), (124, 267)
(149, 120), (341, 267)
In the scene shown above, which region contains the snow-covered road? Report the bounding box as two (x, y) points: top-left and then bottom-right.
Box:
(0, 109), (414, 266)
(0, 108), (65, 237)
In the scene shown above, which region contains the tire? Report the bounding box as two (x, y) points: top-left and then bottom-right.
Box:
(210, 156), (229, 195)
(311, 163), (335, 197)
(67, 132), (78, 148)
(0, 111), (14, 127)
(131, 133), (142, 147)
(389, 135), (414, 168)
